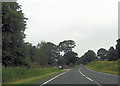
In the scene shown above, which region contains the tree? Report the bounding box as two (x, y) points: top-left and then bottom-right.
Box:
(59, 40), (76, 53)
(57, 57), (67, 66)
(116, 39), (120, 59)
(79, 50), (96, 65)
(46, 42), (60, 65)
(107, 46), (117, 61)
(29, 45), (36, 62)
(2, 2), (27, 67)
(64, 51), (78, 65)
(97, 48), (108, 61)
(76, 57), (81, 65)
(34, 41), (60, 66)
(79, 55), (84, 64)
(34, 41), (49, 66)
(83, 50), (96, 64)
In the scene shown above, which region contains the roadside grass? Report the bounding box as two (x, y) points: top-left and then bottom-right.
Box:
(86, 60), (119, 75)
(0, 63), (1, 72)
(2, 66), (61, 84)
(0, 63), (2, 86)
(6, 70), (65, 86)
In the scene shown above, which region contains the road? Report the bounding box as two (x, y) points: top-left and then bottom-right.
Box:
(35, 65), (119, 86)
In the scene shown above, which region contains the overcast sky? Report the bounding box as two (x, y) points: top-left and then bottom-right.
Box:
(18, 0), (119, 57)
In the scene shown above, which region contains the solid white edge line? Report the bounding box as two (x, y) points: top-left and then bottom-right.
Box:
(85, 66), (118, 76)
(40, 70), (69, 86)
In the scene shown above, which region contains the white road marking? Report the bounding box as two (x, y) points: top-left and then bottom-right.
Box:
(85, 77), (93, 81)
(85, 66), (118, 76)
(40, 70), (69, 86)
(79, 68), (102, 86)
(79, 69), (85, 76)
(94, 81), (102, 86)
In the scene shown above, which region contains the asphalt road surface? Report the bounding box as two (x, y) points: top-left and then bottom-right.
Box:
(36, 65), (119, 86)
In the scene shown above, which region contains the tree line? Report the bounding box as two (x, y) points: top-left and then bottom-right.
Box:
(78, 39), (120, 65)
(2, 2), (79, 68)
(2, 2), (120, 68)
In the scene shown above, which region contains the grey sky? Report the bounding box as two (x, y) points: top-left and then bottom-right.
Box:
(18, 0), (119, 57)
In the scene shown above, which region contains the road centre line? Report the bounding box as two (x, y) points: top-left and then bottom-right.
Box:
(79, 69), (85, 76)
(79, 68), (102, 86)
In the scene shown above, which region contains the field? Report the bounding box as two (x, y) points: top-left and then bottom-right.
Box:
(86, 60), (119, 75)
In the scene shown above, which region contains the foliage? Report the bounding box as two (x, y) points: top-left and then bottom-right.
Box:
(59, 40), (76, 53)
(107, 46), (117, 61)
(34, 41), (60, 66)
(116, 39), (120, 59)
(2, 2), (27, 67)
(2, 3), (78, 68)
(97, 48), (108, 61)
(79, 50), (96, 65)
(64, 51), (78, 65)
(57, 57), (67, 66)
(33, 40), (77, 66)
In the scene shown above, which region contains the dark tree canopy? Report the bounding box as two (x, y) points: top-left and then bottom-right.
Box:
(97, 48), (108, 61)
(64, 51), (78, 65)
(2, 2), (27, 67)
(57, 57), (67, 66)
(80, 50), (96, 64)
(59, 40), (76, 53)
(116, 39), (120, 59)
(107, 46), (117, 61)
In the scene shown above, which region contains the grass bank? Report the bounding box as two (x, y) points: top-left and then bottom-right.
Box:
(86, 60), (119, 75)
(2, 67), (62, 84)
(6, 70), (65, 85)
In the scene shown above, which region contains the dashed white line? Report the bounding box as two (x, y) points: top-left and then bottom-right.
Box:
(79, 68), (102, 86)
(79, 69), (85, 76)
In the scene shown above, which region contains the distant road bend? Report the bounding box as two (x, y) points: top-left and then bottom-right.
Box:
(36, 65), (118, 86)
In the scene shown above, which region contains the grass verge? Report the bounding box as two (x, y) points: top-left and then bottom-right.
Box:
(86, 61), (119, 75)
(2, 66), (63, 83)
(6, 70), (65, 85)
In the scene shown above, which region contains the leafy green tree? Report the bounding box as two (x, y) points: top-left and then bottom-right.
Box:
(34, 41), (60, 66)
(79, 50), (96, 65)
(107, 46), (117, 61)
(84, 50), (96, 64)
(2, 2), (27, 67)
(59, 40), (76, 53)
(78, 55), (84, 64)
(57, 57), (67, 66)
(75, 57), (81, 65)
(64, 51), (78, 65)
(116, 39), (120, 59)
(34, 41), (49, 66)
(29, 45), (36, 62)
(97, 48), (108, 61)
